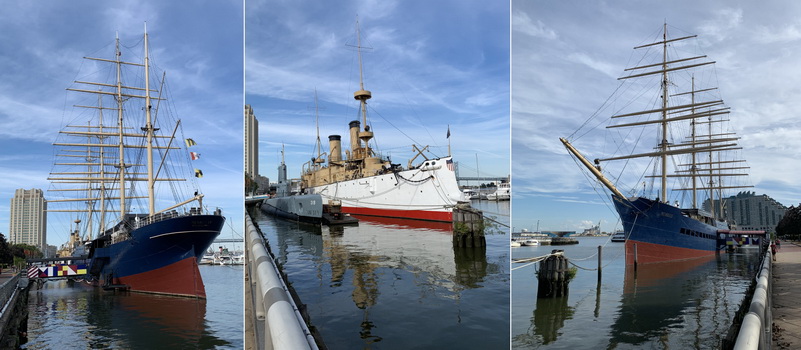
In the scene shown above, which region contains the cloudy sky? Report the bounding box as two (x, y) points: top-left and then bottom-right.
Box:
(0, 1), (243, 249)
(512, 1), (801, 233)
(246, 0), (509, 185)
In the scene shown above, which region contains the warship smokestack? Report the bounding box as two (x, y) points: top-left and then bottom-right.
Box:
(349, 120), (361, 151)
(329, 135), (342, 163)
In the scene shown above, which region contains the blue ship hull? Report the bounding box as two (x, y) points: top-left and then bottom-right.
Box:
(87, 213), (224, 297)
(612, 195), (727, 264)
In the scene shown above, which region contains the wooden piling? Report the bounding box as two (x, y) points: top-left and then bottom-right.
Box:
(452, 207), (486, 248)
(597, 245), (602, 283)
(633, 243), (638, 271)
(537, 250), (570, 298)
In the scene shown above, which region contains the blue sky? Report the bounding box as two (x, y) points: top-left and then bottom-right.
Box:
(0, 1), (244, 249)
(512, 1), (801, 233)
(245, 0), (510, 185)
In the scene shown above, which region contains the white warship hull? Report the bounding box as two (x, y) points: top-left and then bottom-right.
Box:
(307, 157), (465, 222)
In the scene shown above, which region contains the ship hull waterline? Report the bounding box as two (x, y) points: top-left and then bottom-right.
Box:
(612, 195), (728, 265)
(87, 214), (225, 298)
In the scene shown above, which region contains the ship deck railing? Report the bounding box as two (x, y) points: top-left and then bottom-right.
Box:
(134, 209), (206, 230)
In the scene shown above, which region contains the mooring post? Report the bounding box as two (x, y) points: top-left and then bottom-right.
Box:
(452, 207), (486, 248)
(537, 250), (570, 298)
(633, 243), (638, 271)
(597, 245), (602, 283)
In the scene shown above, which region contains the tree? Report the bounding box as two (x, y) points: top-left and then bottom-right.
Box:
(10, 243), (43, 260)
(776, 205), (801, 239)
(0, 234), (11, 266)
(245, 173), (259, 195)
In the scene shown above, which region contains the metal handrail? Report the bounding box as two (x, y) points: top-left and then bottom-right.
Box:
(246, 213), (318, 350)
(733, 244), (772, 350)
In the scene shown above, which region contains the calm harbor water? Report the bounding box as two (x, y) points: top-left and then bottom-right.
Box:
(253, 200), (510, 349)
(512, 237), (761, 349)
(22, 265), (243, 349)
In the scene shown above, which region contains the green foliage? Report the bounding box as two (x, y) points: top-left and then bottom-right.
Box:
(13, 256), (26, 270)
(10, 243), (43, 259)
(565, 267), (578, 282)
(245, 173), (258, 194)
(776, 205), (801, 239)
(0, 234), (11, 265)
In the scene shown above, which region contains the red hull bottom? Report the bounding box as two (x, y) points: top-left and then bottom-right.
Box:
(625, 240), (717, 265)
(342, 206), (452, 222)
(118, 257), (206, 298)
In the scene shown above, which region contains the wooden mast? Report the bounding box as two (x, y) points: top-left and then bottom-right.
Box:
(144, 23), (156, 216)
(115, 32), (127, 218)
(690, 76), (697, 209)
(660, 22), (669, 203)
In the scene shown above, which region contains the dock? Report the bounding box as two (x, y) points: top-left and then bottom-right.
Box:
(772, 242), (801, 349)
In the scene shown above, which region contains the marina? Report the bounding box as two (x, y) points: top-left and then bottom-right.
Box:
(251, 199), (510, 348)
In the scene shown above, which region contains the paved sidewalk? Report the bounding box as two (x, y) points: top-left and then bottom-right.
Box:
(772, 242), (801, 349)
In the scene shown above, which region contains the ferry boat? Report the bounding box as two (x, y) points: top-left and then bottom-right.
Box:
(611, 231), (626, 243)
(48, 26), (224, 297)
(300, 21), (468, 222)
(560, 23), (750, 264)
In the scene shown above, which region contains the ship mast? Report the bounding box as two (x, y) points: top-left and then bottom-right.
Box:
(115, 33), (127, 218)
(144, 23), (156, 216)
(690, 76), (697, 208)
(659, 22), (669, 202)
(353, 18), (374, 159)
(313, 88), (324, 167)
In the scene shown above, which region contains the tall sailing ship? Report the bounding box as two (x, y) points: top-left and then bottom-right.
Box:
(300, 22), (467, 222)
(47, 26), (225, 297)
(560, 23), (751, 264)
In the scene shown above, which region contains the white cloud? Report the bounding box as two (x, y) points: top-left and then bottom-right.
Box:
(698, 7), (743, 41)
(512, 10), (557, 40)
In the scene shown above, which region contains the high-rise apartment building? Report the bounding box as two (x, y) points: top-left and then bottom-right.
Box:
(9, 188), (47, 252)
(245, 104), (259, 179)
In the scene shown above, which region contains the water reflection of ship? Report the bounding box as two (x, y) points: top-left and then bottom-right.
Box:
(262, 211), (494, 345)
(353, 215), (453, 233)
(30, 281), (224, 348)
(608, 257), (717, 348)
(103, 293), (221, 348)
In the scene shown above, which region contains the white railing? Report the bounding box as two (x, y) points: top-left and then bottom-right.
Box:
(246, 213), (318, 350)
(733, 245), (772, 350)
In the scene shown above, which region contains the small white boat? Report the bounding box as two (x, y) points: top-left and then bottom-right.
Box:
(611, 231), (626, 242)
(217, 255), (233, 266)
(199, 253), (215, 265)
(511, 240), (521, 247)
(487, 182), (510, 201)
(520, 239), (540, 246)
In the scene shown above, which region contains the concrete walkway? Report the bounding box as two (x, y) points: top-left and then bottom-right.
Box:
(772, 242), (801, 349)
